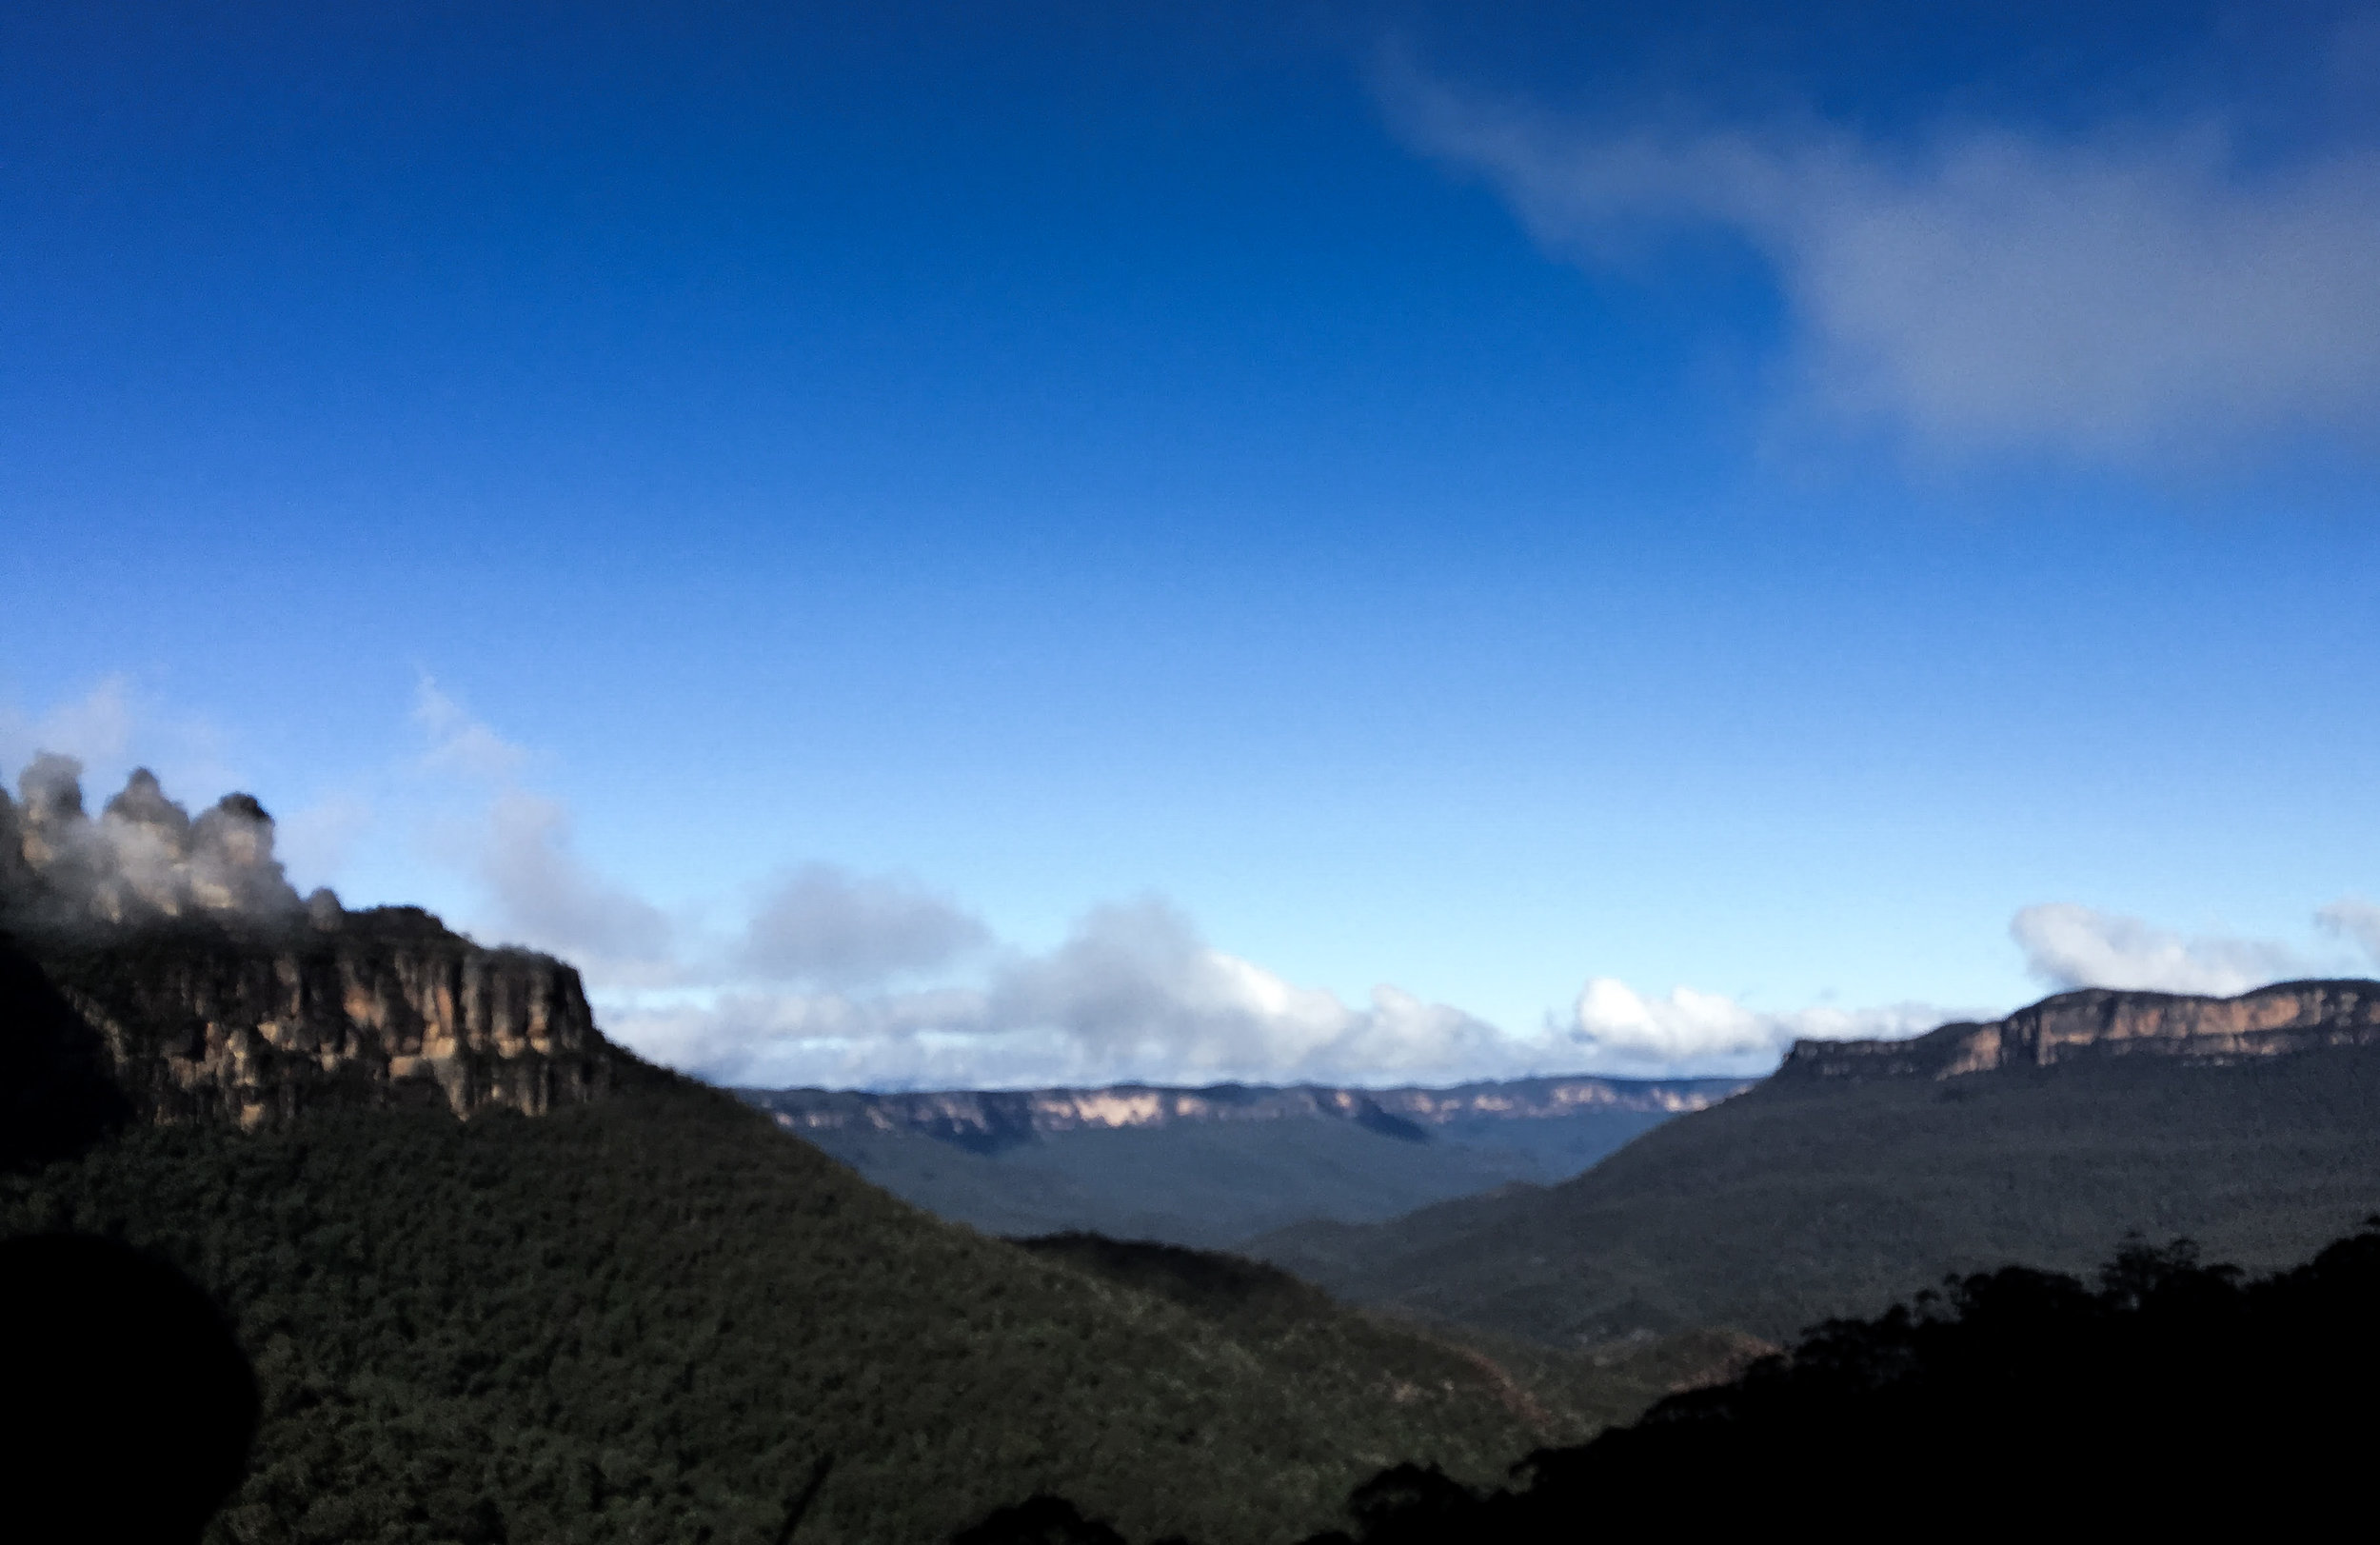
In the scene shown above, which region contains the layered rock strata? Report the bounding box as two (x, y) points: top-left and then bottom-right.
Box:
(36, 911), (615, 1128)
(4, 761), (622, 1128)
(748, 1074), (1749, 1154)
(1781, 980), (2380, 1080)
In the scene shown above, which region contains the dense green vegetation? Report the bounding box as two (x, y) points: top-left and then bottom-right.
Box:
(0, 1078), (1571, 1544)
(1017, 1234), (1763, 1444)
(1254, 1046), (2380, 1341)
(1299, 1226), (2380, 1538)
(968, 1226), (2380, 1541)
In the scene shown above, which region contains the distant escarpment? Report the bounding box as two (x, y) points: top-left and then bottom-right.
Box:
(1780, 980), (2380, 1080)
(3, 758), (624, 1132)
(753, 1075), (1739, 1154)
(1252, 982), (2380, 1347)
(744, 1075), (1749, 1248)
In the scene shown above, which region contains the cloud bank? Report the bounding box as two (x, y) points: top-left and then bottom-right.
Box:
(388, 691), (2380, 1088)
(60, 682), (2380, 1092)
(1390, 73), (2380, 462)
(463, 791), (680, 984)
(736, 864), (989, 986)
(2, 737), (1956, 1088)
(2009, 901), (2317, 996)
(613, 898), (1550, 1090)
(33, 699), (2380, 1091)
(1569, 978), (1945, 1074)
(387, 692), (1575, 1086)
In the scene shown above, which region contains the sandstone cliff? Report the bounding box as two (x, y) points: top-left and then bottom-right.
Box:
(748, 1074), (1745, 1154)
(1780, 979), (2380, 1080)
(32, 910), (618, 1128)
(3, 761), (627, 1130)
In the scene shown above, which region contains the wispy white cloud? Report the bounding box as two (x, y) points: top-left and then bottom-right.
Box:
(1568, 978), (1947, 1076)
(0, 677), (245, 819)
(411, 676), (530, 781)
(405, 676), (681, 983)
(273, 793), (375, 895)
(2316, 897), (2380, 965)
(1387, 69), (2380, 463)
(736, 863), (990, 986)
(2010, 901), (2313, 995)
(608, 897), (1553, 1090)
(440, 790), (680, 986)
(115, 678), (2380, 1090)
(0, 676), (139, 769)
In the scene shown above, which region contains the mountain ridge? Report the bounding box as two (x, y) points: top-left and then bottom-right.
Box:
(1251, 980), (2380, 1346)
(0, 765), (1630, 1541)
(748, 1074), (1744, 1152)
(739, 1075), (1752, 1247)
(1780, 978), (2380, 1079)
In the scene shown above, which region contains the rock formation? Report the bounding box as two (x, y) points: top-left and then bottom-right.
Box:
(3, 761), (625, 1130)
(1779, 980), (2380, 1080)
(750, 1074), (1746, 1154)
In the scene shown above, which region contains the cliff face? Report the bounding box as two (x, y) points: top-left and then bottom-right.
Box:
(4, 761), (625, 1131)
(32, 909), (617, 1128)
(748, 1075), (1747, 1155)
(1780, 980), (2380, 1080)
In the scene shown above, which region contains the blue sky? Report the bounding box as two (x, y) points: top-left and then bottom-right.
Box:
(9, 2), (2380, 1086)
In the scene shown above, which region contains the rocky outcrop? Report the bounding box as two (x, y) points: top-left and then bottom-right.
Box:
(1779, 980), (2380, 1080)
(2, 758), (310, 933)
(31, 907), (620, 1128)
(4, 761), (626, 1130)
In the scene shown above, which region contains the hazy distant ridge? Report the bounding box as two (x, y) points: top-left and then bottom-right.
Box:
(747, 1074), (1745, 1154)
(739, 1075), (1754, 1245)
(1252, 981), (2380, 1346)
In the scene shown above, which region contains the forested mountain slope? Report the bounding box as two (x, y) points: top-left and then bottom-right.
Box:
(2, 1072), (1565, 1545)
(0, 763), (1601, 1543)
(1253, 994), (2380, 1345)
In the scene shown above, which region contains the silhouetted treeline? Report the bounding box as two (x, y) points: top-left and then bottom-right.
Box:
(1301, 1225), (2380, 1538)
(954, 1222), (2380, 1541)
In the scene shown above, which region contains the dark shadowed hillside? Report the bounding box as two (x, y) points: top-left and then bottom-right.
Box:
(0, 763), (1594, 1544)
(1013, 1234), (1766, 1445)
(1253, 990), (2380, 1344)
(2, 1078), (1571, 1545)
(1300, 1227), (2380, 1541)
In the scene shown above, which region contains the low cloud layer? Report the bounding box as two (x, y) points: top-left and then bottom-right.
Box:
(460, 792), (679, 985)
(40, 683), (2380, 1092)
(2011, 902), (2318, 996)
(0, 756), (310, 931)
(736, 864), (989, 986)
(385, 686), (2380, 1088)
(615, 898), (1548, 1090)
(26, 721), (2380, 1089)
(1569, 978), (1946, 1074)
(0, 677), (135, 775)
(2316, 897), (2380, 962)
(413, 677), (531, 780)
(1392, 73), (2380, 463)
